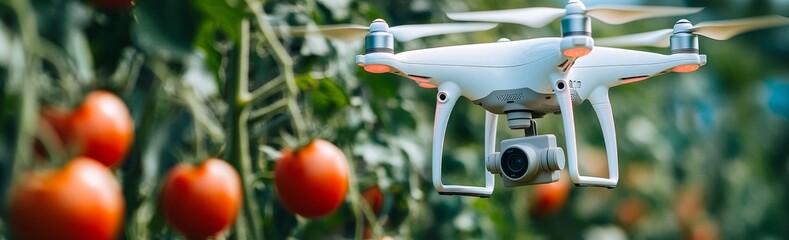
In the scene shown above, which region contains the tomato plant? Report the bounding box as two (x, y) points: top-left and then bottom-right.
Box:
(2, 0), (783, 238)
(160, 158), (242, 239)
(274, 139), (349, 218)
(69, 90), (134, 168)
(5, 157), (124, 240)
(529, 176), (570, 217)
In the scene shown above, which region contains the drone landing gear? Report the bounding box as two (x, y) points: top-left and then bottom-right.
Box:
(437, 191), (492, 198)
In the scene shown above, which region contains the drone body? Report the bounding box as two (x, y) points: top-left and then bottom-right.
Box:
(356, 35), (710, 196)
(358, 37), (578, 114)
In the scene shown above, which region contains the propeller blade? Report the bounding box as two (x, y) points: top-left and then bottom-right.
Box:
(595, 29), (674, 47)
(691, 15), (789, 40)
(447, 6), (701, 27)
(285, 23), (497, 42)
(447, 7), (565, 28)
(596, 15), (789, 47)
(286, 24), (370, 42)
(389, 23), (497, 41)
(587, 6), (703, 24)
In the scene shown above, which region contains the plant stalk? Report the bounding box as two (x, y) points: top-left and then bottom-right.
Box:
(226, 19), (263, 240)
(246, 0), (307, 141)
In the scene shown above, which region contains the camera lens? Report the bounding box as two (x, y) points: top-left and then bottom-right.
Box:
(508, 154), (525, 172)
(501, 148), (529, 179)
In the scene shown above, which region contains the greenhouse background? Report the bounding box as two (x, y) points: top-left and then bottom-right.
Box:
(1, 0), (788, 239)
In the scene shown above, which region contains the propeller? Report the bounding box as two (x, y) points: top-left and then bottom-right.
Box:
(446, 3), (703, 28)
(284, 22), (498, 42)
(596, 15), (789, 47)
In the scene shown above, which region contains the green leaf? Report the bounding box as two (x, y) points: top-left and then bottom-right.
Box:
(310, 77), (350, 117)
(133, 0), (201, 58)
(192, 0), (245, 43)
(295, 73), (319, 90)
(193, 21), (224, 74)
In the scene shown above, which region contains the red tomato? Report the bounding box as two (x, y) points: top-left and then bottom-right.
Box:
(529, 176), (570, 217)
(161, 158), (242, 239)
(35, 107), (73, 159)
(616, 197), (648, 228)
(6, 157), (125, 240)
(688, 221), (719, 240)
(92, 0), (133, 9)
(675, 186), (704, 226)
(362, 186), (384, 214)
(275, 139), (349, 218)
(70, 90), (134, 167)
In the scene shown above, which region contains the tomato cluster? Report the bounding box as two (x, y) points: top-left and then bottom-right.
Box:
(10, 88), (353, 238)
(7, 90), (134, 239)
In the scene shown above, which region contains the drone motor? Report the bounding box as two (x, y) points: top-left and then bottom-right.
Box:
(670, 19), (700, 54)
(364, 19), (395, 54)
(560, 0), (593, 58)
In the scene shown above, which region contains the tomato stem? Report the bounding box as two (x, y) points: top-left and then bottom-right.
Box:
(248, 75), (284, 103)
(246, 0), (308, 142)
(121, 80), (166, 238)
(225, 18), (263, 240)
(248, 99), (288, 123)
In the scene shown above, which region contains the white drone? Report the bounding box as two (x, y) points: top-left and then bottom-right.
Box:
(290, 0), (789, 197)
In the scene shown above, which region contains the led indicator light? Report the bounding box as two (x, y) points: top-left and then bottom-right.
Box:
(672, 64), (699, 73)
(364, 64), (391, 74)
(562, 47), (591, 58)
(418, 82), (437, 89)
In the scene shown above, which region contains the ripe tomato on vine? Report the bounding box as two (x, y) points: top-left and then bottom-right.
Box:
(160, 158), (242, 239)
(69, 90), (134, 168)
(6, 157), (125, 240)
(274, 139), (350, 218)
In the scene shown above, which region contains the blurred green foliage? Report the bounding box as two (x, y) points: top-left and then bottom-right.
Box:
(1, 0), (789, 239)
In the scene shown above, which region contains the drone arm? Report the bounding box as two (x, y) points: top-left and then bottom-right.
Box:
(432, 82), (496, 197)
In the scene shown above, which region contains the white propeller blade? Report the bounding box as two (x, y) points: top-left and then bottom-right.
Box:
(286, 24), (369, 42)
(447, 5), (702, 27)
(284, 23), (497, 42)
(587, 6), (703, 25)
(389, 23), (498, 41)
(595, 29), (674, 47)
(596, 15), (789, 47)
(447, 8), (565, 28)
(691, 15), (789, 40)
